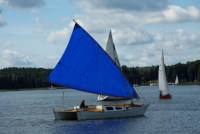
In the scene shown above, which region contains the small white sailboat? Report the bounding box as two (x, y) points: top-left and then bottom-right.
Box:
(158, 50), (172, 99)
(175, 75), (179, 85)
(97, 30), (125, 101)
(49, 21), (149, 120)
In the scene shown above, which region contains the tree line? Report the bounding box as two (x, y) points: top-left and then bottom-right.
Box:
(0, 60), (199, 90)
(0, 67), (52, 90)
(122, 60), (200, 85)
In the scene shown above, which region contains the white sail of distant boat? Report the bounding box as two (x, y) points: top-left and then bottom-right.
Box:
(158, 50), (172, 99)
(175, 75), (179, 85)
(48, 21), (149, 120)
(97, 30), (124, 101)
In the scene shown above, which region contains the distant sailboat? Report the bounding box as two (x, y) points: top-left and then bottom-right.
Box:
(48, 21), (149, 120)
(175, 75), (179, 85)
(97, 30), (125, 101)
(158, 50), (172, 99)
(49, 83), (56, 90)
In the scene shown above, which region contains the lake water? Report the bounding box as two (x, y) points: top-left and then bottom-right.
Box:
(0, 85), (200, 134)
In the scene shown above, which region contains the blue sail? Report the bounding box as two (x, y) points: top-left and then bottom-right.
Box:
(48, 23), (138, 98)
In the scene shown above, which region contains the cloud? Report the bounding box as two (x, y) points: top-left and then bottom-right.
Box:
(39, 56), (59, 69)
(0, 16), (6, 26)
(113, 28), (154, 46)
(0, 41), (12, 47)
(46, 28), (70, 45)
(0, 9), (6, 26)
(144, 6), (200, 24)
(8, 0), (45, 8)
(109, 28), (200, 67)
(72, 0), (168, 12)
(0, 0), (8, 5)
(0, 50), (34, 68)
(33, 17), (49, 33)
(46, 22), (74, 45)
(71, 0), (200, 25)
(164, 6), (200, 22)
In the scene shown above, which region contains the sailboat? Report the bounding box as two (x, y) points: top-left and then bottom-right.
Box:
(97, 30), (126, 101)
(158, 50), (172, 99)
(175, 75), (179, 85)
(48, 21), (149, 120)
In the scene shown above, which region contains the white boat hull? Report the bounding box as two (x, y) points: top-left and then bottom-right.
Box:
(77, 104), (149, 120)
(53, 109), (77, 120)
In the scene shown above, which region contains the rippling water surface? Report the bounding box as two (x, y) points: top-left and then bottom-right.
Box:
(0, 85), (200, 134)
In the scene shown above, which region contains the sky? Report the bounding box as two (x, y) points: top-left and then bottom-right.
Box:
(0, 0), (200, 69)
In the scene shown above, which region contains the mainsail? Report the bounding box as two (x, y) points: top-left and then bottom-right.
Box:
(49, 23), (138, 98)
(158, 50), (170, 96)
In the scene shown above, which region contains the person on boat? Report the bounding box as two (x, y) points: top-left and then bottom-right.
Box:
(80, 100), (88, 109)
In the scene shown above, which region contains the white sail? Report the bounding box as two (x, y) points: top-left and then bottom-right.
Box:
(158, 50), (170, 96)
(97, 30), (122, 101)
(106, 30), (121, 67)
(175, 75), (179, 85)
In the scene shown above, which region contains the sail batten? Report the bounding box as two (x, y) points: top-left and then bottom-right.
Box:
(49, 23), (138, 98)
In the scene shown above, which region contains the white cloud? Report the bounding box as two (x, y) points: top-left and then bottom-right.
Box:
(33, 17), (50, 33)
(46, 27), (69, 45)
(0, 50), (34, 68)
(33, 17), (42, 33)
(71, 0), (168, 12)
(110, 28), (200, 67)
(145, 6), (200, 24)
(0, 41), (11, 47)
(46, 22), (74, 45)
(8, 0), (45, 9)
(71, 0), (200, 25)
(164, 6), (200, 22)
(113, 28), (154, 46)
(0, 14), (6, 26)
(65, 1), (200, 67)
(39, 56), (59, 69)
(0, 0), (8, 5)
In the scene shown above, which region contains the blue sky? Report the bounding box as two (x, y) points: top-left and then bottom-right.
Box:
(0, 0), (200, 69)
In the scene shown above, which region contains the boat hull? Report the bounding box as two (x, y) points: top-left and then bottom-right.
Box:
(53, 109), (77, 120)
(77, 104), (149, 120)
(160, 94), (172, 99)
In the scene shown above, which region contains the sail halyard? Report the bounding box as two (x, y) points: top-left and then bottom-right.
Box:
(48, 21), (138, 99)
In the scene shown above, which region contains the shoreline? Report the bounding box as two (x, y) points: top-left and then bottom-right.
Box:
(0, 86), (67, 92)
(0, 84), (199, 92)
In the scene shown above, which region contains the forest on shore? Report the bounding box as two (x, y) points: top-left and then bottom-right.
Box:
(0, 60), (199, 90)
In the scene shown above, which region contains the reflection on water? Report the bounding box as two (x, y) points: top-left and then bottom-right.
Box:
(0, 85), (200, 134)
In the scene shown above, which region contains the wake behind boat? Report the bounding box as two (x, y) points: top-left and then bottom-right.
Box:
(158, 50), (172, 99)
(48, 21), (149, 120)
